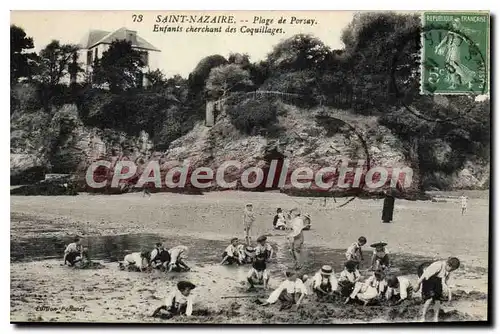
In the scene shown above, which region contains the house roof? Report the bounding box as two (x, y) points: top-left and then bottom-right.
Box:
(79, 27), (160, 52)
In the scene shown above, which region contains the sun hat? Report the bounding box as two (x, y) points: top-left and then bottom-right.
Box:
(320, 265), (333, 275)
(257, 235), (267, 243)
(245, 246), (256, 256)
(370, 242), (388, 248)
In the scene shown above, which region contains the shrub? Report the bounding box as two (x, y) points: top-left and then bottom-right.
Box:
(227, 96), (279, 135)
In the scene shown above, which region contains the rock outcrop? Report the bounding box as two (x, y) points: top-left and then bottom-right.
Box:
(10, 104), (154, 185)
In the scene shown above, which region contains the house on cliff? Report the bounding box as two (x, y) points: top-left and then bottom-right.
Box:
(77, 27), (161, 87)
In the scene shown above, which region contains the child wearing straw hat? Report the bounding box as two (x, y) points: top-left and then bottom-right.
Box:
(370, 242), (390, 271)
(237, 244), (256, 264)
(311, 265), (338, 300)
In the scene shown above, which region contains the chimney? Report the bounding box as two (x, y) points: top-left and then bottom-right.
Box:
(126, 30), (138, 46)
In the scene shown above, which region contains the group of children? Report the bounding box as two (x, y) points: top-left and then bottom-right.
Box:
(120, 243), (191, 273)
(62, 205), (462, 322)
(272, 207), (312, 231)
(217, 233), (461, 322)
(340, 236), (461, 321)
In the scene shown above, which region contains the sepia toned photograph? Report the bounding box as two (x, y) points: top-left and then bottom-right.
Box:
(10, 10), (490, 324)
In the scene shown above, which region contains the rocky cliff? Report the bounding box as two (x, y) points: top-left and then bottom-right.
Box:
(10, 104), (153, 184)
(10, 101), (489, 194)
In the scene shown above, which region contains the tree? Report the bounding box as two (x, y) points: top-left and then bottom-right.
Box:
(338, 12), (421, 110)
(266, 34), (332, 73)
(10, 25), (37, 84)
(35, 40), (81, 87)
(145, 69), (167, 90)
(205, 64), (253, 99)
(92, 40), (146, 92)
(187, 54), (228, 94)
(228, 53), (251, 69)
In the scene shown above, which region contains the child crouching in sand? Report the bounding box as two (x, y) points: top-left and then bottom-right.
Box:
(345, 269), (387, 306)
(338, 260), (362, 297)
(247, 253), (270, 291)
(310, 265), (338, 301)
(261, 270), (308, 310)
(221, 238), (242, 265)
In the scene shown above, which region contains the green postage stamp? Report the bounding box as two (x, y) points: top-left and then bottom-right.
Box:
(421, 12), (489, 95)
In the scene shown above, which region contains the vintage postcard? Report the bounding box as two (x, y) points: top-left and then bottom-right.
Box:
(10, 10), (490, 324)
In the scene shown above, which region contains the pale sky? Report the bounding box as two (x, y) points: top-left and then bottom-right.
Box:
(11, 10), (355, 77)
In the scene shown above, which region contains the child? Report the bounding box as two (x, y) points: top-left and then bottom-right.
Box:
(237, 244), (256, 264)
(370, 242), (390, 271)
(150, 242), (171, 270)
(63, 237), (83, 266)
(345, 236), (367, 263)
(414, 257), (460, 322)
(221, 238), (242, 265)
(243, 203), (256, 244)
(152, 281), (196, 318)
(345, 270), (387, 306)
(311, 265), (338, 300)
(247, 253), (270, 291)
(338, 260), (362, 297)
(255, 235), (274, 262)
(261, 270), (308, 310)
(122, 251), (150, 272)
(385, 275), (413, 305)
(167, 245), (190, 272)
(460, 194), (467, 215)
(273, 208), (287, 230)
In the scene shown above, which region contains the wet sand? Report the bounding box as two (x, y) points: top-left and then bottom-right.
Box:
(10, 191), (489, 323)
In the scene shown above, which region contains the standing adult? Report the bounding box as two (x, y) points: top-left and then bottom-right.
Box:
(287, 208), (305, 269)
(382, 191), (395, 223)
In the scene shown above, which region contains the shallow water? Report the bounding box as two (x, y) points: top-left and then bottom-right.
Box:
(11, 232), (448, 278)
(10, 233), (228, 264)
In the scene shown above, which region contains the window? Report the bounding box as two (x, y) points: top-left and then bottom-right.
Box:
(94, 48), (98, 62)
(141, 52), (149, 66)
(86, 50), (92, 65)
(136, 72), (144, 88)
(126, 30), (137, 45)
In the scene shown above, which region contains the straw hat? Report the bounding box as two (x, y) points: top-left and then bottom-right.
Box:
(320, 265), (333, 276)
(370, 242), (388, 248)
(245, 246), (256, 256)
